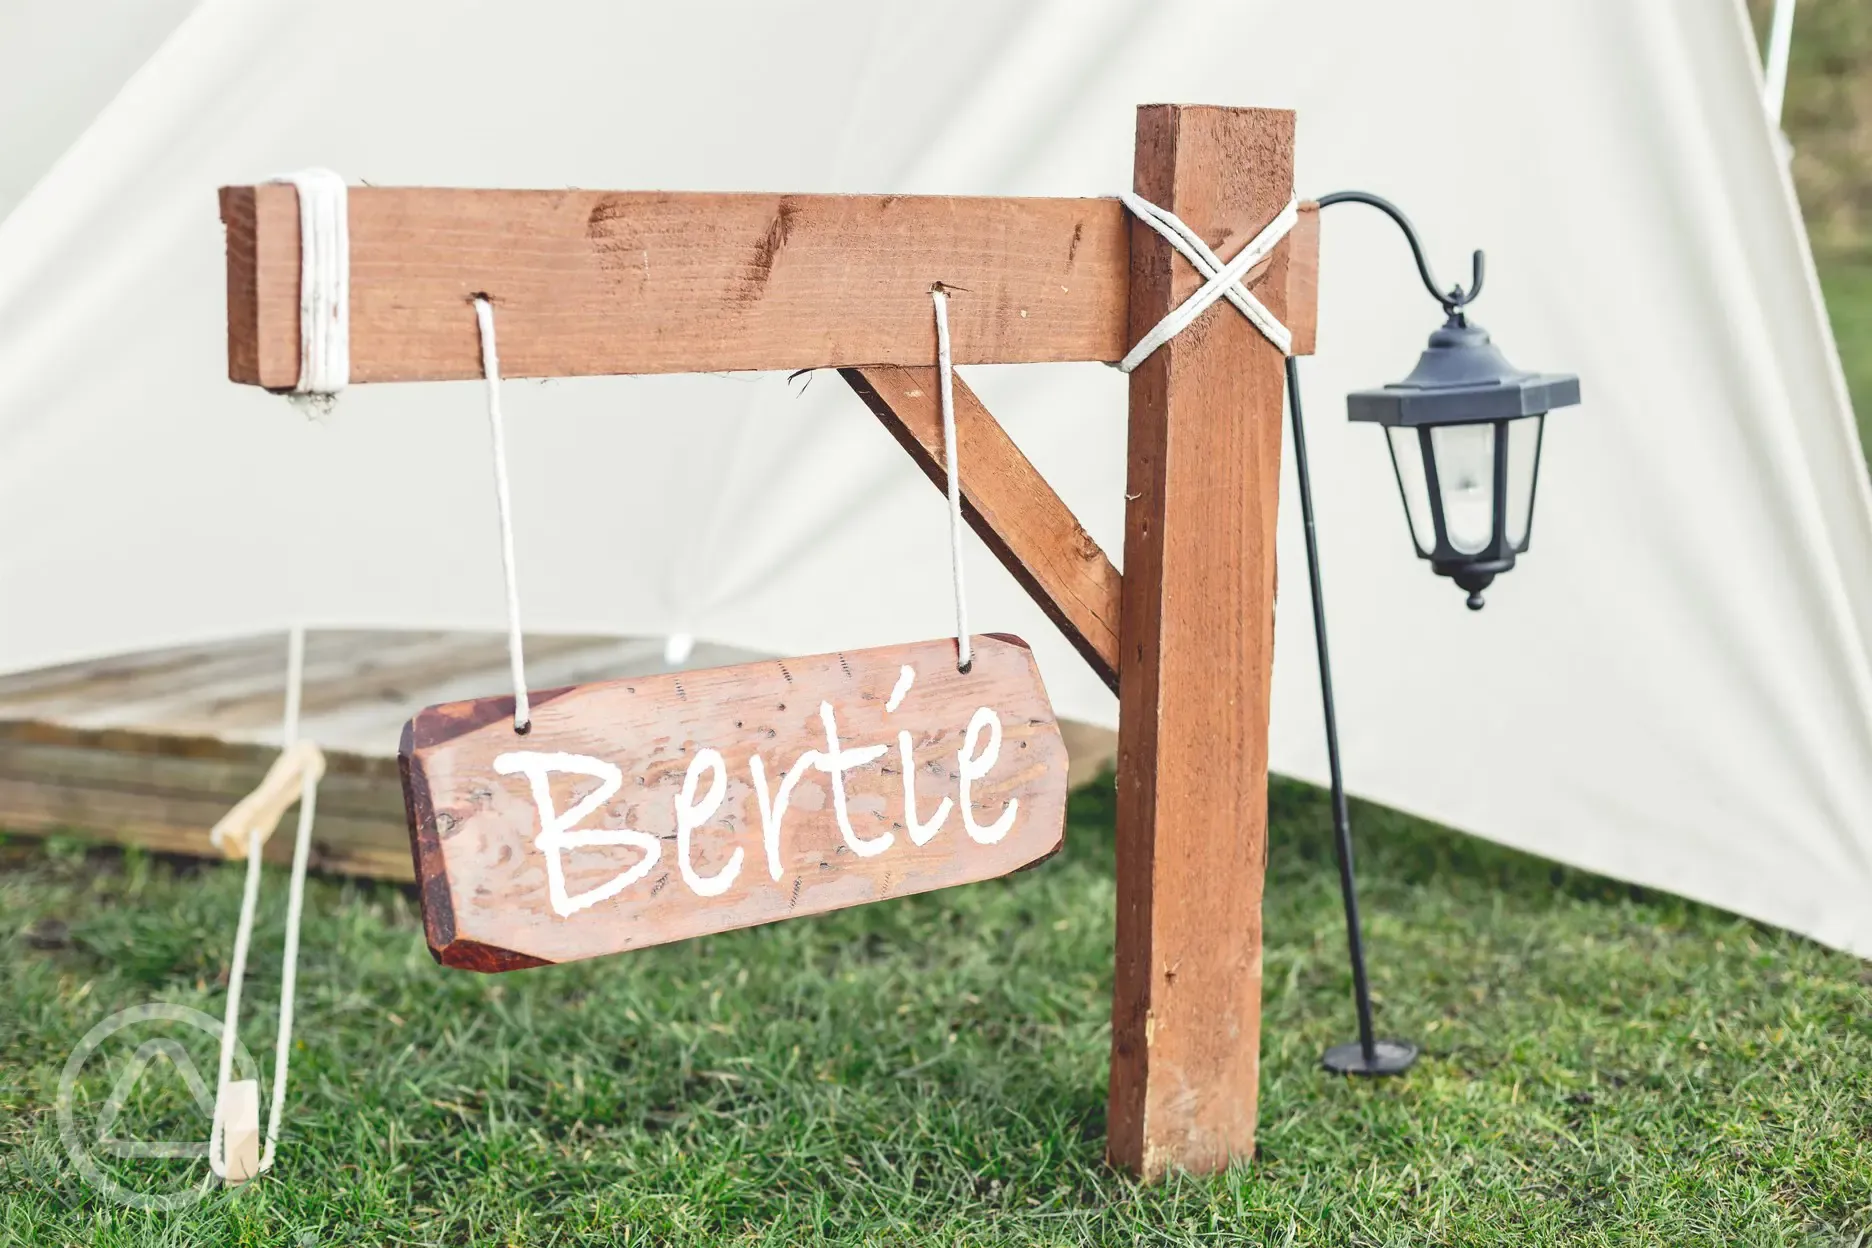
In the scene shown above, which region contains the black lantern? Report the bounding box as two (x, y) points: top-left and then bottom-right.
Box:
(1283, 190), (1581, 1079)
(1348, 320), (1580, 609)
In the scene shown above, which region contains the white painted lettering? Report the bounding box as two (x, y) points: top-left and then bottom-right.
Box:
(958, 708), (1018, 844)
(816, 701), (891, 857)
(885, 665), (914, 713)
(494, 751), (662, 918)
(675, 747), (742, 897)
(750, 748), (820, 880)
(899, 730), (953, 846)
(497, 689), (1023, 913)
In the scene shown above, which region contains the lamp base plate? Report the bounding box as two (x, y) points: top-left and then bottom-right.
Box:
(1322, 1039), (1418, 1076)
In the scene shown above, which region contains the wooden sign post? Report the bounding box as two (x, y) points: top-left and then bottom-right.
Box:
(1109, 106), (1293, 1176)
(221, 104), (1311, 1178)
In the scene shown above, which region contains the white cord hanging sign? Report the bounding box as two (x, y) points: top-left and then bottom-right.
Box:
(395, 279), (1069, 971)
(474, 296), (532, 733)
(929, 286), (973, 673)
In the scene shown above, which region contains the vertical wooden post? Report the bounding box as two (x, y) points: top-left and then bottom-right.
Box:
(1109, 104), (1294, 1178)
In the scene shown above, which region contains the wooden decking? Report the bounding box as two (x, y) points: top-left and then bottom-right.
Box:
(0, 631), (1115, 882)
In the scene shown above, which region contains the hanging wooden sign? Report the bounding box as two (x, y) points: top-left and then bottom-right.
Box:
(400, 634), (1068, 971)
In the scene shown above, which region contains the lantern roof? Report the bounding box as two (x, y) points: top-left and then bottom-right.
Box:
(1347, 322), (1580, 427)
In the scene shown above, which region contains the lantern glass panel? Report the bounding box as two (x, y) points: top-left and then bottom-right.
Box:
(1431, 423), (1496, 554)
(1385, 426), (1435, 556)
(1504, 414), (1543, 549)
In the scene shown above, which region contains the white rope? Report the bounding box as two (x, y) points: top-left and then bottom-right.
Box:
(261, 756), (316, 1173)
(1117, 194), (1299, 370)
(268, 170), (349, 401)
(475, 297), (531, 732)
(211, 625), (319, 1182)
(930, 288), (972, 673)
(210, 810), (265, 1180)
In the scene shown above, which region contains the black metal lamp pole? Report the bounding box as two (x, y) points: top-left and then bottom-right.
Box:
(1289, 191), (1577, 1076)
(1283, 352), (1417, 1076)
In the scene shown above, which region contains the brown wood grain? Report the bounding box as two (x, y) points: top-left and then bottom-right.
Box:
(1287, 201), (1320, 356)
(401, 635), (1067, 970)
(841, 365), (1122, 692)
(220, 187), (1131, 387)
(1107, 104), (1292, 1178)
(0, 719), (414, 880)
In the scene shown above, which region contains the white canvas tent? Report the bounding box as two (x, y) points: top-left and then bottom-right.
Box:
(3, 0), (1870, 955)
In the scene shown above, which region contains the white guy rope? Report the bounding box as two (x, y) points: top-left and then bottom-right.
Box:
(930, 287), (972, 672)
(268, 170), (349, 401)
(476, 297), (532, 732)
(1117, 194), (1299, 370)
(261, 749), (317, 1173)
(211, 625), (319, 1181)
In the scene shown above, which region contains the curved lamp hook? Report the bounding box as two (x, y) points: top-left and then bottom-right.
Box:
(1315, 190), (1484, 321)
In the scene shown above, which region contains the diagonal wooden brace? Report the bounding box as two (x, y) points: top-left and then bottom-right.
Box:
(838, 205), (1313, 697)
(841, 366), (1122, 692)
(842, 201), (1310, 699)
(220, 188), (1314, 387)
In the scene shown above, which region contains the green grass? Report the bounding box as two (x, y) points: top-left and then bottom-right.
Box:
(2, 774), (1868, 1246)
(1821, 250), (1872, 449)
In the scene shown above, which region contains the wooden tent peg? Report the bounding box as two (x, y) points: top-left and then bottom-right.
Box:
(210, 739), (325, 859)
(214, 1078), (262, 1184)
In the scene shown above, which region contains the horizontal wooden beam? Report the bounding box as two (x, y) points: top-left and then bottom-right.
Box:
(842, 365), (1122, 692)
(220, 187), (1132, 386)
(219, 186), (1320, 387)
